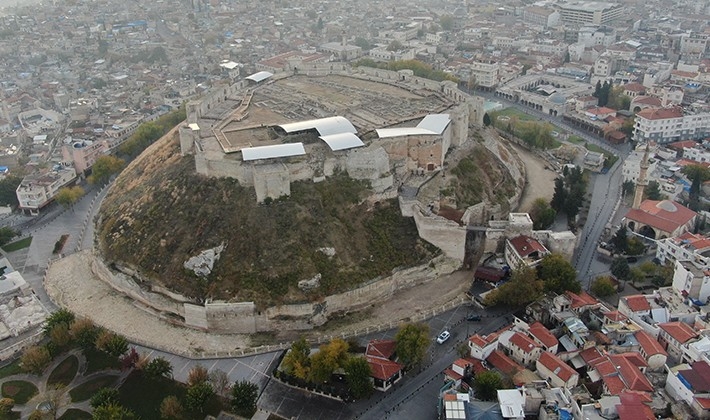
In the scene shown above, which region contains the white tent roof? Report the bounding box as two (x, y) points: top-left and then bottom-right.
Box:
(277, 116), (357, 136)
(245, 71), (273, 83)
(376, 127), (438, 138)
(319, 133), (365, 151)
(376, 114), (451, 138)
(220, 61), (241, 70)
(417, 114), (451, 134)
(241, 143), (305, 161)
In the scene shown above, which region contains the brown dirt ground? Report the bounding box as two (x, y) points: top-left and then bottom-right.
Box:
(512, 143), (558, 213)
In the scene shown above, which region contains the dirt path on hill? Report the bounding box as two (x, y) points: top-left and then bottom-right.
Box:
(510, 143), (558, 213)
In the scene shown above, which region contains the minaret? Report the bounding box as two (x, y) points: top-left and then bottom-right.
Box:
(632, 143), (651, 209)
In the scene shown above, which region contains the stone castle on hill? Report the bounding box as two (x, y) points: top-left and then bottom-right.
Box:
(84, 64), (577, 336)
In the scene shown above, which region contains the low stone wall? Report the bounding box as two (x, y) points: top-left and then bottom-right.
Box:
(91, 251), (459, 334)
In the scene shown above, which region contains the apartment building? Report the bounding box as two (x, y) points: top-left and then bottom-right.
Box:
(16, 165), (77, 215)
(557, 1), (624, 26)
(633, 107), (710, 143)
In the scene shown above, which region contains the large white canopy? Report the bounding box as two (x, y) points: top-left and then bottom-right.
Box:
(245, 71), (273, 83)
(277, 116), (357, 136)
(376, 114), (451, 139)
(319, 133), (365, 151)
(241, 143), (305, 161)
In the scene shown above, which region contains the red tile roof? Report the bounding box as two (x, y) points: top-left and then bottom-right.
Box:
(635, 330), (667, 357)
(366, 356), (403, 381)
(366, 340), (397, 360)
(538, 352), (576, 382)
(668, 140), (699, 151)
(566, 291), (599, 309)
(659, 322), (698, 344)
(469, 334), (488, 348)
(623, 82), (646, 93)
(603, 374), (627, 395)
(603, 310), (628, 322)
(632, 96), (662, 106)
(487, 350), (523, 376)
(678, 361), (710, 392)
(625, 200), (696, 235)
(528, 322), (558, 349)
(609, 353), (653, 393)
(510, 332), (540, 354)
(636, 107), (684, 120)
(623, 295), (651, 312)
(444, 368), (463, 381)
(696, 397), (710, 409)
(508, 235), (548, 258)
(617, 402), (655, 420)
(580, 347), (604, 364)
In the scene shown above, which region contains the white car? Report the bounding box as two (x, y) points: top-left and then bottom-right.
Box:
(436, 330), (451, 344)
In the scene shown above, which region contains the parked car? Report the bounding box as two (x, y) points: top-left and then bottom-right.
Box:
(466, 313), (482, 322)
(436, 330), (451, 344)
(626, 256), (638, 263)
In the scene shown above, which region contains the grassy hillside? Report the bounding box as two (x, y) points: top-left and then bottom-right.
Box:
(97, 131), (438, 307)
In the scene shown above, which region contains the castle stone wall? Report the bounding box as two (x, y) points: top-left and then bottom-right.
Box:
(400, 199), (467, 262)
(253, 163), (291, 203)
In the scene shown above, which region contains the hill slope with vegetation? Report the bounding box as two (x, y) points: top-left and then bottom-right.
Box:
(97, 132), (438, 307)
(97, 122), (519, 307)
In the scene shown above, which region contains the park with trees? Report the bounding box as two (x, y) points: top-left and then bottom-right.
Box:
(0, 309), (257, 419)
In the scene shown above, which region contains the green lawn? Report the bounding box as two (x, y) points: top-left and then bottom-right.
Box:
(568, 135), (585, 144)
(1, 236), (32, 252)
(58, 409), (92, 420)
(0, 410), (20, 419)
(0, 360), (22, 379)
(83, 347), (121, 374)
(48, 355), (79, 387)
(1, 380), (38, 404)
(69, 375), (119, 402)
(118, 371), (223, 419)
(492, 107), (536, 121)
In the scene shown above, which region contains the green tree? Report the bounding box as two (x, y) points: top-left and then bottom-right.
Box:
(439, 15), (455, 30)
(550, 178), (567, 211)
(96, 331), (128, 357)
(620, 117), (635, 137)
(627, 237), (646, 255)
(92, 403), (136, 419)
(308, 338), (349, 383)
(610, 226), (628, 253)
(0, 175), (21, 207)
(539, 253), (581, 294)
(529, 198), (556, 230)
(69, 318), (99, 349)
(564, 182), (585, 224)
(395, 323), (430, 368)
(44, 308), (75, 336)
(0, 227), (18, 247)
(474, 371), (504, 401)
(89, 155), (125, 185)
(629, 267), (645, 285)
(281, 337), (310, 380)
(386, 40), (403, 51)
(160, 395), (184, 420)
(610, 257), (630, 281)
(682, 165), (710, 211)
(90, 388), (119, 409)
(20, 346), (51, 374)
(344, 356), (374, 399)
(483, 113), (491, 127)
(645, 180), (662, 200)
(487, 264), (544, 307)
(54, 185), (85, 209)
(231, 380), (258, 417)
(185, 382), (214, 413)
(353, 37), (372, 51)
(622, 180), (635, 198)
(590, 276), (616, 297)
(607, 86), (631, 110)
(146, 357), (173, 379)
